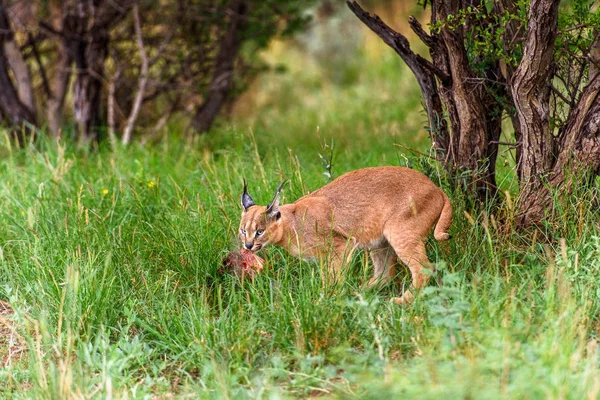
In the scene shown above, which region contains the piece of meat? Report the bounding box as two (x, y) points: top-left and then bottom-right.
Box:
(220, 249), (265, 278)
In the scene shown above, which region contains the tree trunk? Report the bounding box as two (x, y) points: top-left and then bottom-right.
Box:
(3, 41), (35, 115)
(47, 0), (72, 138)
(67, 0), (133, 144)
(437, 0), (496, 197)
(349, 0), (600, 227)
(2, 2), (35, 114)
(510, 0), (560, 225)
(191, 0), (248, 133)
(348, 0), (504, 200)
(47, 41), (72, 138)
(71, 25), (109, 144)
(0, 2), (36, 143)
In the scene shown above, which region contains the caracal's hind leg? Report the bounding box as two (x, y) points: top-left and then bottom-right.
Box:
(384, 230), (431, 305)
(367, 245), (397, 288)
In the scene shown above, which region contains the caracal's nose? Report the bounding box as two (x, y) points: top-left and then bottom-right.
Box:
(244, 242), (253, 250)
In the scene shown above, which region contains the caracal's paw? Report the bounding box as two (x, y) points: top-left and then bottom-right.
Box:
(391, 291), (415, 306)
(365, 276), (391, 289)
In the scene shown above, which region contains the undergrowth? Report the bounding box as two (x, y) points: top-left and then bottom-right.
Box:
(0, 130), (599, 398)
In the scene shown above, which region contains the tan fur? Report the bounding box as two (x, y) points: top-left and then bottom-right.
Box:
(238, 166), (452, 304)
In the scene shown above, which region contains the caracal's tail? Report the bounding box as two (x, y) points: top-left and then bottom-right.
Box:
(434, 192), (452, 241)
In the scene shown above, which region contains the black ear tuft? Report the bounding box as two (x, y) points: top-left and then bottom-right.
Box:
(266, 180), (287, 220)
(241, 179), (255, 211)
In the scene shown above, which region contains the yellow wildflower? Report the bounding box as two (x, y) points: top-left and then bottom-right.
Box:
(147, 181), (156, 188)
(101, 189), (109, 195)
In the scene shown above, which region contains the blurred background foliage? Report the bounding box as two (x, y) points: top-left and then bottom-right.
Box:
(0, 0), (429, 148)
(231, 1), (431, 154)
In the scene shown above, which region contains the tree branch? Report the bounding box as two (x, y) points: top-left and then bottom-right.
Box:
(558, 40), (600, 153)
(2, 6), (35, 113)
(347, 1), (424, 76)
(122, 3), (148, 145)
(0, 1), (36, 142)
(408, 16), (434, 48)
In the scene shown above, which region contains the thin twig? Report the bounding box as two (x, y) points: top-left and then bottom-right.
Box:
(408, 15), (434, 47)
(393, 143), (436, 160)
(560, 23), (589, 34)
(489, 140), (520, 147)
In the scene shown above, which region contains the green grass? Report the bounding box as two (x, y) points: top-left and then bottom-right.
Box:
(1, 24), (600, 398)
(1, 129), (599, 398)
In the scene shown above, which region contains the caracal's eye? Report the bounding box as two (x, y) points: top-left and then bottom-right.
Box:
(256, 229), (264, 237)
(240, 229), (247, 236)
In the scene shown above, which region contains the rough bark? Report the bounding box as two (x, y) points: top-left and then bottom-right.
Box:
(510, 0), (560, 224)
(511, 0), (559, 180)
(191, 0), (248, 133)
(438, 0), (492, 194)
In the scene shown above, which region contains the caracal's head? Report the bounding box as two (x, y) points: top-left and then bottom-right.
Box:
(238, 180), (286, 252)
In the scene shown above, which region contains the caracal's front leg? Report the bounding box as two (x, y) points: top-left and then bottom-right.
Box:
(320, 236), (357, 286)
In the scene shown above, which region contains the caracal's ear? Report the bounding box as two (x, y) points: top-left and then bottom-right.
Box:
(266, 180), (287, 220)
(241, 179), (255, 211)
